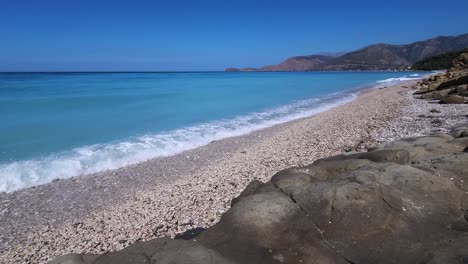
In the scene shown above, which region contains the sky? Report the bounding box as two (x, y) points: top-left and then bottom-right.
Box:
(0, 0), (467, 71)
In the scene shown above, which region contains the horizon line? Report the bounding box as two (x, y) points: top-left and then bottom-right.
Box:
(0, 71), (228, 74)
(0, 70), (423, 74)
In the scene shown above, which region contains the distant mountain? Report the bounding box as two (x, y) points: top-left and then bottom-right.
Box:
(260, 55), (334, 71)
(226, 54), (339, 72)
(227, 33), (468, 71)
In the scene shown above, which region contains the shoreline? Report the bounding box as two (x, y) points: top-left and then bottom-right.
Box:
(0, 77), (413, 194)
(0, 73), (423, 194)
(1, 79), (468, 263)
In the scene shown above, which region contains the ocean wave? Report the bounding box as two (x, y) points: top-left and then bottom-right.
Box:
(377, 77), (414, 84)
(0, 91), (358, 193)
(376, 73), (426, 86)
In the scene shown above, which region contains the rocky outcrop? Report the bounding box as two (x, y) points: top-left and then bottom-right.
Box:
(49, 124), (468, 264)
(414, 53), (468, 104)
(226, 33), (468, 72)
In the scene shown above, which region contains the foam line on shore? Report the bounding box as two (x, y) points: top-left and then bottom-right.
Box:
(0, 92), (357, 192)
(0, 74), (426, 193)
(376, 73), (427, 86)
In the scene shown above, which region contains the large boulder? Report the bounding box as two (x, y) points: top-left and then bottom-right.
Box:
(49, 125), (468, 264)
(450, 84), (468, 94)
(439, 95), (465, 104)
(419, 89), (452, 99)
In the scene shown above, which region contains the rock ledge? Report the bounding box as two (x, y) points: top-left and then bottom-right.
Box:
(51, 125), (468, 264)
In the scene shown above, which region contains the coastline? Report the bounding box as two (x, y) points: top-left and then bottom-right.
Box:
(1, 79), (468, 263)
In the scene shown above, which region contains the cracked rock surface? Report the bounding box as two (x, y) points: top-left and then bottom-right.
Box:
(50, 124), (468, 264)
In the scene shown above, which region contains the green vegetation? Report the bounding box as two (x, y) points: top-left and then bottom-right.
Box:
(411, 48), (468, 70)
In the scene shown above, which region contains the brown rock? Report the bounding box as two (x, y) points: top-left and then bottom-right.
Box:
(454, 84), (468, 94)
(419, 89), (452, 100)
(48, 125), (468, 264)
(439, 95), (465, 104)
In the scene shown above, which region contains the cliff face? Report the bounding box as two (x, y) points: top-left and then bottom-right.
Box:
(227, 33), (468, 71)
(50, 125), (468, 264)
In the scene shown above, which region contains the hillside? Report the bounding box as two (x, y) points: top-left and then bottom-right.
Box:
(411, 48), (468, 70)
(227, 33), (468, 71)
(260, 55), (334, 71)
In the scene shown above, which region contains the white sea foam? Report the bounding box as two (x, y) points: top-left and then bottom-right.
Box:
(0, 72), (427, 193)
(377, 77), (414, 84)
(375, 73), (426, 86)
(0, 91), (359, 193)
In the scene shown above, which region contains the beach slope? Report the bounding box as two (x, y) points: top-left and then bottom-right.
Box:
(51, 124), (468, 264)
(1, 80), (468, 263)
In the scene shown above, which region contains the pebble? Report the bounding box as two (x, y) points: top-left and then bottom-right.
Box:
(1, 79), (468, 264)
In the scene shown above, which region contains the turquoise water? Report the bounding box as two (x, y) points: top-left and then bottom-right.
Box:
(0, 71), (425, 192)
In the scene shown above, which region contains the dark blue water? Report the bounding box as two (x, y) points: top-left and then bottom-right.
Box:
(0, 71), (425, 192)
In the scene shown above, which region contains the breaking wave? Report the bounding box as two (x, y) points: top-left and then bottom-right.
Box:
(0, 73), (427, 193)
(0, 91), (358, 192)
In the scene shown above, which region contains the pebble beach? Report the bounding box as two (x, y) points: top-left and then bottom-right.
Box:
(1, 80), (468, 264)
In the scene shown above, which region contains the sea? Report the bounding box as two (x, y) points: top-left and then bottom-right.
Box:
(0, 71), (427, 192)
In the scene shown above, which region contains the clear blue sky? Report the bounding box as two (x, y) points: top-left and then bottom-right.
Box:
(1, 0), (467, 71)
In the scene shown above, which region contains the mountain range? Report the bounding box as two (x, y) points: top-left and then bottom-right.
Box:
(226, 33), (468, 71)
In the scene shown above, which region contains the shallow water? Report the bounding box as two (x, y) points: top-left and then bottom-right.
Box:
(0, 71), (426, 192)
